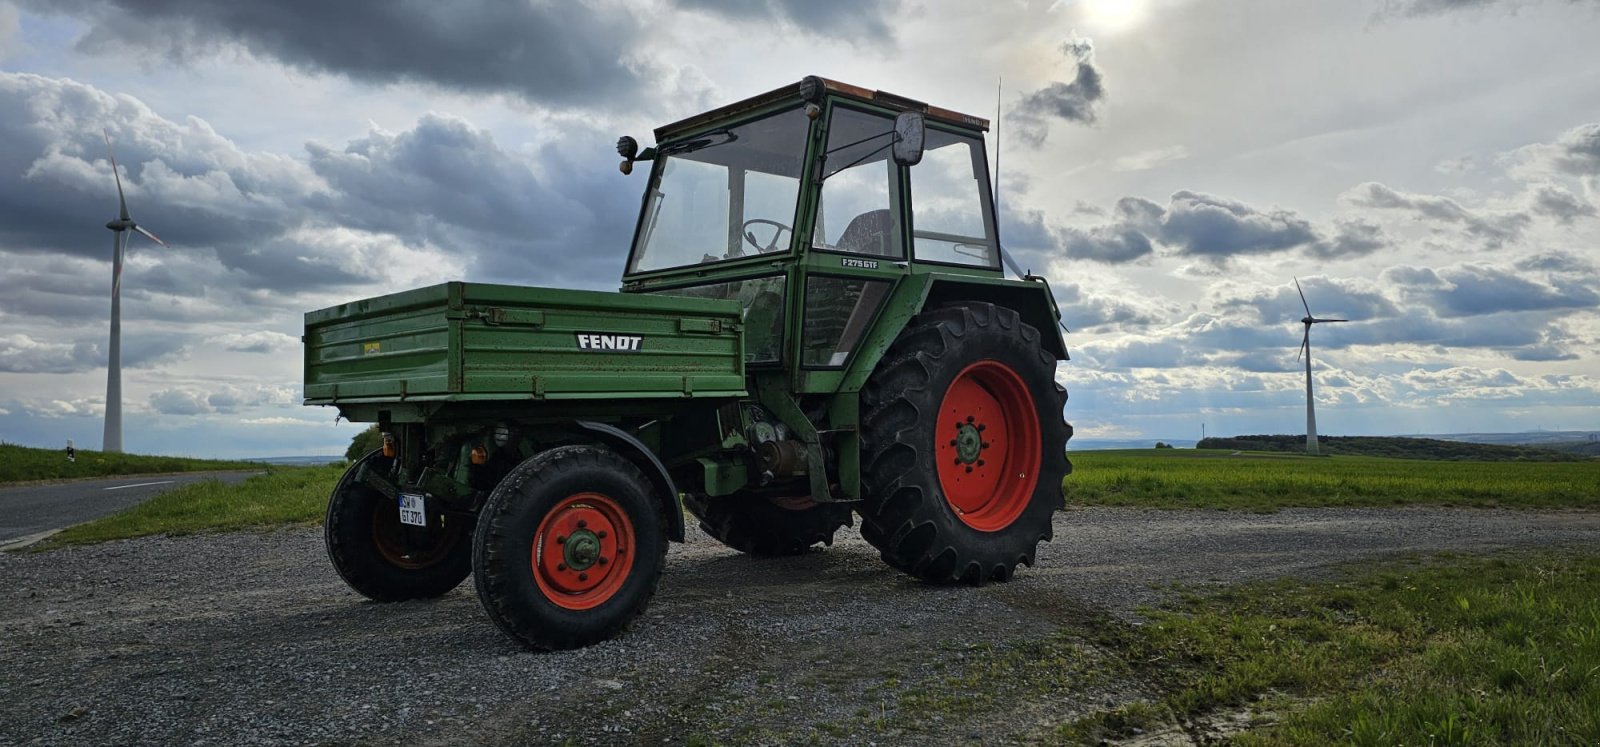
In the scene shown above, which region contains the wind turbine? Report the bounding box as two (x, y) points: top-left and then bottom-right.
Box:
(101, 129), (167, 453)
(1294, 278), (1347, 456)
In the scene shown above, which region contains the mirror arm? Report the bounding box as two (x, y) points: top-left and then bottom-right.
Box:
(821, 141), (893, 181)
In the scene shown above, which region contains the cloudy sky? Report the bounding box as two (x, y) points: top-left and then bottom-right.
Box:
(0, 0), (1596, 457)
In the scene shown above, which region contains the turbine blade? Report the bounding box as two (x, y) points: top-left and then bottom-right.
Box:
(102, 128), (130, 222)
(1294, 276), (1312, 317)
(133, 224), (167, 247)
(1318, 318), (1349, 323)
(1297, 329), (1308, 361)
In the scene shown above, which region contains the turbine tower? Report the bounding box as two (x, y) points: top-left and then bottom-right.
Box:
(101, 130), (167, 453)
(1295, 278), (1347, 456)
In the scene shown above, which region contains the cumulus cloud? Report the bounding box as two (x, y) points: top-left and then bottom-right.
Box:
(17, 0), (651, 106)
(1057, 224), (1154, 263)
(1159, 191), (1319, 257)
(1307, 218), (1389, 259)
(1053, 283), (1169, 331)
(1528, 183), (1596, 224)
(1547, 122), (1600, 176)
(1056, 191), (1346, 263)
(205, 331), (298, 354)
(0, 332), (186, 373)
(0, 335), (101, 374)
(10, 397), (104, 418)
(149, 388), (209, 416)
(1344, 181), (1530, 248)
(0, 72), (628, 319)
(1513, 250), (1595, 274)
(674, 0), (904, 41)
(1387, 263), (1600, 318)
(1012, 38), (1105, 148)
(148, 383), (296, 416)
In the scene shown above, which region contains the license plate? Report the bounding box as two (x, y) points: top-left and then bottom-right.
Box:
(398, 493), (427, 527)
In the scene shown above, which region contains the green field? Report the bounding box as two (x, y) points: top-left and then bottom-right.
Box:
(0, 442), (262, 484)
(30, 448), (1600, 550)
(1057, 551), (1600, 745)
(1066, 449), (1600, 510)
(37, 464), (346, 548)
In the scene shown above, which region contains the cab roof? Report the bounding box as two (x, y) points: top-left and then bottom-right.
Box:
(654, 76), (990, 142)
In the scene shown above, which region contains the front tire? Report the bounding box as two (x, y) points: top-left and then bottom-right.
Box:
(325, 451), (472, 601)
(859, 302), (1073, 584)
(472, 445), (668, 650)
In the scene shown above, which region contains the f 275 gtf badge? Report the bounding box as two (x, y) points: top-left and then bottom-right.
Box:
(576, 333), (644, 351)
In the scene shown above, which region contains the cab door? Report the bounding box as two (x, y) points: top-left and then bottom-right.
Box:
(793, 103), (910, 394)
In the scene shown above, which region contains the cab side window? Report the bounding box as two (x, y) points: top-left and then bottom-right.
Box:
(813, 107), (903, 259)
(909, 130), (995, 267)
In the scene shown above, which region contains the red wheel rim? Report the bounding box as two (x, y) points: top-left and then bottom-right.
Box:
(935, 359), (1042, 531)
(532, 492), (636, 610)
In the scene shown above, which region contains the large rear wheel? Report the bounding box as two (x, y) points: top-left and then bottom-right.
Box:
(325, 451), (471, 601)
(859, 302), (1073, 584)
(684, 492), (853, 557)
(471, 445), (667, 650)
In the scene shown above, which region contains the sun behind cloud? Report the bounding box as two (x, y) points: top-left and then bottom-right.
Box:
(1062, 0), (1152, 34)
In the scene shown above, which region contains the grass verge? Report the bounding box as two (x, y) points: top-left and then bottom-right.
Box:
(36, 464), (346, 548)
(1050, 551), (1600, 744)
(0, 442), (263, 484)
(1065, 449), (1600, 510)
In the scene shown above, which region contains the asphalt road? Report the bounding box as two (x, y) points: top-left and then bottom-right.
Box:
(0, 471), (262, 545)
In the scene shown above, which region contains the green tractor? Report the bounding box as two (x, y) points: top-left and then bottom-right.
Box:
(303, 77), (1073, 650)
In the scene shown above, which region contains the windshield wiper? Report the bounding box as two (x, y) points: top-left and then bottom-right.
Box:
(657, 129), (739, 157)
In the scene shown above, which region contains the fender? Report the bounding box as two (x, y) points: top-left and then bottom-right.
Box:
(576, 420), (685, 542)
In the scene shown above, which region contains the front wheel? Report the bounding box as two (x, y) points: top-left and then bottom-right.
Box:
(325, 451), (471, 601)
(471, 445), (668, 650)
(859, 302), (1073, 584)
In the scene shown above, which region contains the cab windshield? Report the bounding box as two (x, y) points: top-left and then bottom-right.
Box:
(628, 107), (810, 274)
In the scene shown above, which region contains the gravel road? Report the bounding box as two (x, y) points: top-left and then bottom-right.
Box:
(2, 506), (1597, 746)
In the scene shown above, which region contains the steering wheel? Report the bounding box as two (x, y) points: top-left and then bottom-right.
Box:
(742, 218), (793, 254)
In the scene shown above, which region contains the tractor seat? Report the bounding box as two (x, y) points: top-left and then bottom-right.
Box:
(836, 209), (893, 256)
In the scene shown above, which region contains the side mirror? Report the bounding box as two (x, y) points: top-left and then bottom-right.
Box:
(891, 111), (925, 167)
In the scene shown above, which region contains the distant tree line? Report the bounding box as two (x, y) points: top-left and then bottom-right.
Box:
(346, 425), (383, 462)
(1196, 435), (1590, 462)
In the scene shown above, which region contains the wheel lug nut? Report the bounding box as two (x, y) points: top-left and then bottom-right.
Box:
(977, 460), (986, 467)
(577, 519), (588, 529)
(597, 530), (607, 539)
(556, 535), (566, 544)
(598, 557), (608, 565)
(966, 416), (975, 423)
(953, 458), (962, 465)
(977, 424), (986, 432)
(579, 572), (589, 581)
(981, 442), (990, 449)
(965, 466), (973, 473)
(949, 439), (958, 446)
(557, 563), (567, 571)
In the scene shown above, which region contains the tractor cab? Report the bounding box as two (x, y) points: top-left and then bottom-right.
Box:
(617, 77), (1036, 384)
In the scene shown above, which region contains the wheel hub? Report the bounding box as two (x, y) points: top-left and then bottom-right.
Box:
(563, 529), (601, 571)
(954, 422), (984, 463)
